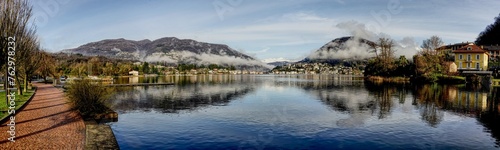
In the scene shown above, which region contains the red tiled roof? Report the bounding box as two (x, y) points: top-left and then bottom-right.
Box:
(437, 42), (472, 50)
(453, 44), (489, 55)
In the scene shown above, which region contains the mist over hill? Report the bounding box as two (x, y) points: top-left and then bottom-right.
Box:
(62, 37), (271, 70)
(299, 36), (375, 66)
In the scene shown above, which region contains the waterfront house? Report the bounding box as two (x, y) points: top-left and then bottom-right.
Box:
(453, 43), (489, 71)
(437, 42), (472, 52)
(129, 70), (139, 76)
(436, 42), (472, 54)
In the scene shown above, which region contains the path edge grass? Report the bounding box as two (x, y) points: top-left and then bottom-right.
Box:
(0, 87), (38, 124)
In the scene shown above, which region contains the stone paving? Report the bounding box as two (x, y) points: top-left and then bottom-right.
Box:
(0, 82), (85, 149)
(85, 123), (119, 150)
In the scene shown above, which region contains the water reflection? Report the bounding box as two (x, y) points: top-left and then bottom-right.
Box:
(478, 89), (500, 146)
(367, 83), (500, 146)
(114, 75), (259, 85)
(110, 75), (260, 113)
(284, 78), (500, 146)
(109, 75), (500, 149)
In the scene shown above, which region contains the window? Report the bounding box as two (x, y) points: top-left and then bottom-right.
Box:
(459, 54), (463, 60)
(459, 62), (462, 69)
(467, 47), (472, 50)
(476, 54), (480, 60)
(467, 63), (470, 68)
(467, 54), (471, 61)
(476, 63), (480, 69)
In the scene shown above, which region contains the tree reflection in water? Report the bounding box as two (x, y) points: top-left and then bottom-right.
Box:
(299, 79), (500, 145)
(477, 88), (500, 146)
(110, 75), (500, 146)
(367, 82), (500, 146)
(109, 75), (259, 113)
(413, 84), (446, 127)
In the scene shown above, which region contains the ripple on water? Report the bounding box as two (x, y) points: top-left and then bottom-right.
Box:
(109, 76), (500, 149)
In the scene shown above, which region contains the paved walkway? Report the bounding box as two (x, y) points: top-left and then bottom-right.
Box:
(0, 83), (85, 149)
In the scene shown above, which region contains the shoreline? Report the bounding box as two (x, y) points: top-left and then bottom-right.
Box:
(365, 75), (467, 84)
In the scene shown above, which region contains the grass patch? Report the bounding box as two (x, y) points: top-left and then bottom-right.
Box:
(0, 90), (35, 119)
(435, 74), (466, 84)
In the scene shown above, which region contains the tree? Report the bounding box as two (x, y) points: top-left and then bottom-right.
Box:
(476, 13), (500, 45)
(413, 36), (449, 81)
(36, 51), (56, 83)
(394, 55), (412, 77)
(1, 0), (37, 95)
(18, 43), (41, 93)
(15, 24), (41, 94)
(364, 37), (397, 77)
(100, 62), (113, 76)
(133, 65), (139, 72)
(208, 64), (219, 70)
(150, 65), (158, 74)
(142, 62), (150, 74)
(118, 63), (132, 75)
(88, 57), (102, 76)
(1, 0), (33, 66)
(421, 35), (444, 52)
(377, 37), (396, 74)
(414, 51), (444, 82)
(70, 62), (87, 78)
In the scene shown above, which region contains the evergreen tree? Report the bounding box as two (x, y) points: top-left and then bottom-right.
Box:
(476, 13), (500, 45)
(142, 62), (150, 74)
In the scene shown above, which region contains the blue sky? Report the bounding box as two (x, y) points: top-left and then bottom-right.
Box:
(30, 0), (500, 62)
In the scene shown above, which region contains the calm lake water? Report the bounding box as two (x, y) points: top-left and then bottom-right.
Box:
(108, 75), (500, 150)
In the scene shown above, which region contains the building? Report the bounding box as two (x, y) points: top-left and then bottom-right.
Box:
(437, 42), (473, 53)
(129, 70), (139, 76)
(453, 43), (489, 71)
(482, 45), (500, 60)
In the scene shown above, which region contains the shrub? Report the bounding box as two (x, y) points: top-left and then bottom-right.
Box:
(66, 79), (114, 117)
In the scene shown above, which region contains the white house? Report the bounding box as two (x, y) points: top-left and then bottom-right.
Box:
(129, 70), (139, 76)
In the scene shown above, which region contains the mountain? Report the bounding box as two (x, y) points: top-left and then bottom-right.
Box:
(300, 36), (376, 66)
(267, 61), (292, 67)
(261, 57), (293, 67)
(62, 37), (270, 69)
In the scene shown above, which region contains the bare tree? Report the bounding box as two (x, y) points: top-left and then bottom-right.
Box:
(1, 0), (37, 95)
(376, 37), (396, 69)
(19, 42), (42, 92)
(421, 35), (444, 53)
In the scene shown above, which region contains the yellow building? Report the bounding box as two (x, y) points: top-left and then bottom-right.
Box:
(454, 43), (489, 71)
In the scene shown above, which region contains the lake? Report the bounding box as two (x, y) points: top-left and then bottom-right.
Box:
(108, 75), (500, 149)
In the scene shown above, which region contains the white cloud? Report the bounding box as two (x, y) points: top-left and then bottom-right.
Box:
(261, 57), (291, 63)
(144, 51), (273, 69)
(307, 21), (422, 60)
(36, 0), (500, 61)
(307, 36), (375, 60)
(282, 11), (332, 22)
